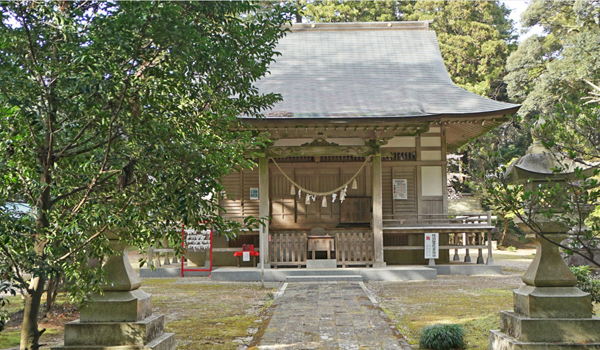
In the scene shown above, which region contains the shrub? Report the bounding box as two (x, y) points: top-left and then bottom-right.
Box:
(419, 324), (465, 350)
(570, 266), (600, 307)
(506, 246), (517, 252)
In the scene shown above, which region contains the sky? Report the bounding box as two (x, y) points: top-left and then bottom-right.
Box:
(501, 0), (545, 41)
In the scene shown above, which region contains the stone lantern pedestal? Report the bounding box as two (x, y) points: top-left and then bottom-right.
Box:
(489, 229), (600, 349)
(52, 232), (175, 350)
(489, 119), (600, 350)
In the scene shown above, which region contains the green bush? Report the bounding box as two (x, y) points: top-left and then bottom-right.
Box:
(506, 246), (517, 252)
(570, 266), (600, 306)
(419, 324), (465, 350)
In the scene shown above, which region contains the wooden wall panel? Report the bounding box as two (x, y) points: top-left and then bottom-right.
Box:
(421, 197), (444, 215)
(242, 168), (259, 217)
(382, 166), (393, 217)
(393, 166), (417, 215)
(220, 171), (242, 217)
(319, 168), (341, 219)
(382, 164), (417, 218)
(341, 166), (367, 197)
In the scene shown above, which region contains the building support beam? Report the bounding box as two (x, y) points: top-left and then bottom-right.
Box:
(259, 156), (270, 268)
(371, 153), (386, 267)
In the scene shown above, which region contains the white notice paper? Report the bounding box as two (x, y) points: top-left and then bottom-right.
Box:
(243, 251), (250, 262)
(424, 233), (439, 259)
(393, 179), (408, 200)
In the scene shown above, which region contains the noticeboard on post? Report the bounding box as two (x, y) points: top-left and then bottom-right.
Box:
(424, 233), (439, 259)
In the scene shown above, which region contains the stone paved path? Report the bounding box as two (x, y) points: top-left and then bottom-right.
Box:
(256, 282), (412, 350)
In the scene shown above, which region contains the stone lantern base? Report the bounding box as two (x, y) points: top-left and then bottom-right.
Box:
(490, 287), (600, 350)
(52, 233), (175, 350)
(489, 235), (600, 350)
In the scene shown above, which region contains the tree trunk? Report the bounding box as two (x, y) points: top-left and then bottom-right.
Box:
(20, 276), (46, 350)
(44, 276), (61, 317)
(499, 217), (509, 246)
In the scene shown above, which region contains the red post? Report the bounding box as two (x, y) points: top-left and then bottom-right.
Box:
(209, 228), (213, 277)
(180, 224), (185, 277)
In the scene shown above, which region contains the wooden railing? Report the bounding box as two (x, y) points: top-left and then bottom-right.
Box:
(383, 212), (495, 228)
(269, 231), (308, 268)
(269, 230), (374, 268)
(382, 212), (497, 265)
(335, 231), (373, 267)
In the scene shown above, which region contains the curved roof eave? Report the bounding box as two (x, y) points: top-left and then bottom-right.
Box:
(245, 22), (520, 123)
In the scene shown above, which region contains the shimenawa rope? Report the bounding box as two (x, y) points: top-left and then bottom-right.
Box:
(269, 155), (373, 197)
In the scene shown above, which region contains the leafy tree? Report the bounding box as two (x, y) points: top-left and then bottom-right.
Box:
(0, 2), (291, 349)
(505, 0), (600, 118)
(482, 83), (600, 267)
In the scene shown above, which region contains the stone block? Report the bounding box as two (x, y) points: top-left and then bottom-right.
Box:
(490, 330), (600, 350)
(513, 285), (592, 318)
(500, 311), (600, 343)
(51, 332), (175, 350)
(306, 259), (337, 269)
(80, 289), (152, 323)
(64, 314), (165, 346)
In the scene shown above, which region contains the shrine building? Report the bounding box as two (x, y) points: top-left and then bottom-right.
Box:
(213, 21), (520, 268)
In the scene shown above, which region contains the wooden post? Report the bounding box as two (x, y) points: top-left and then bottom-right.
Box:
(372, 153), (386, 267)
(259, 156), (270, 268)
(487, 209), (495, 265)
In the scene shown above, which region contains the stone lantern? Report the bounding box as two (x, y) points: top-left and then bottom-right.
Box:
(53, 231), (175, 350)
(490, 118), (600, 350)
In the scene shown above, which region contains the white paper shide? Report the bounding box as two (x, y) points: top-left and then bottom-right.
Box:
(185, 228), (211, 252)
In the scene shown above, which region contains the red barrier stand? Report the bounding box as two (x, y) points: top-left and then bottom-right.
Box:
(180, 225), (213, 277)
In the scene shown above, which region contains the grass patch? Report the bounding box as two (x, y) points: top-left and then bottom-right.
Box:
(0, 329), (21, 348)
(144, 279), (277, 349)
(369, 275), (522, 349)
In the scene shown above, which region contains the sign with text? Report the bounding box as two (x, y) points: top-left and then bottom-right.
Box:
(393, 179), (408, 200)
(424, 233), (439, 259)
(250, 187), (259, 200)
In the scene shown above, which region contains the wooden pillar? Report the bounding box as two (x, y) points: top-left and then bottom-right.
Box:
(372, 153), (386, 267)
(259, 156), (270, 267)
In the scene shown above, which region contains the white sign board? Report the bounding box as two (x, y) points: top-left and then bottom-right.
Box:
(424, 233), (439, 259)
(393, 179), (408, 200)
(250, 187), (259, 200)
(243, 251), (250, 262)
(185, 229), (211, 252)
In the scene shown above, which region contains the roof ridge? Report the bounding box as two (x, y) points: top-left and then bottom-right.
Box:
(286, 21), (431, 32)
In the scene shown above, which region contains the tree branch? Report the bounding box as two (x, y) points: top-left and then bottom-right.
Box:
(0, 240), (28, 287)
(53, 196), (133, 264)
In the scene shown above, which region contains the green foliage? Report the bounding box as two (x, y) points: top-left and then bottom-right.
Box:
(505, 246), (517, 252)
(419, 324), (465, 350)
(505, 0), (600, 118)
(0, 1), (292, 345)
(571, 266), (600, 306)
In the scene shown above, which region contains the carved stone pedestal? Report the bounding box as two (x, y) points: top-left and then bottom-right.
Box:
(489, 233), (600, 350)
(52, 232), (175, 350)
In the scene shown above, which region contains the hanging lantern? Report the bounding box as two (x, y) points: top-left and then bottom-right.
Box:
(290, 184), (296, 195)
(305, 195), (310, 205)
(352, 178), (358, 190)
(322, 196), (327, 207)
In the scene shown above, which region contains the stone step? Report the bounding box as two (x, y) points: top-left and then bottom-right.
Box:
(286, 275), (363, 282)
(51, 332), (175, 350)
(286, 268), (362, 276)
